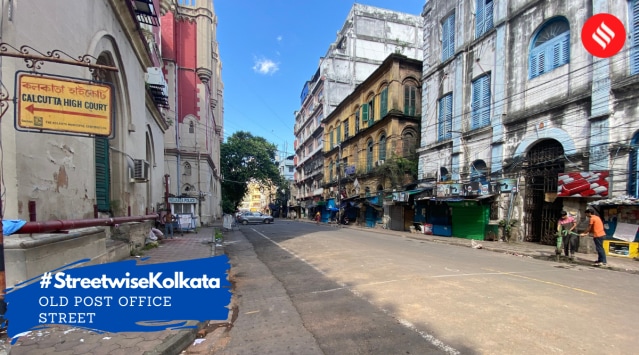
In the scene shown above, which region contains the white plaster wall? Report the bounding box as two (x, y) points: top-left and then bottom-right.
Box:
(0, 0), (166, 219)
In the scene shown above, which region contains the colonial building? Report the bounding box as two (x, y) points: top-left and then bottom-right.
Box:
(294, 4), (423, 218)
(1, 0), (171, 220)
(160, 0), (224, 226)
(418, 0), (639, 244)
(323, 53), (421, 228)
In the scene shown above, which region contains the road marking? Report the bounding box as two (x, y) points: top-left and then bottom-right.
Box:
(484, 268), (597, 295)
(251, 229), (460, 355)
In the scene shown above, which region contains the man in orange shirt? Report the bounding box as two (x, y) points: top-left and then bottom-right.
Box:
(581, 208), (606, 266)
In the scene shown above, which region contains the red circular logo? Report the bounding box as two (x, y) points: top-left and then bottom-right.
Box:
(581, 13), (626, 58)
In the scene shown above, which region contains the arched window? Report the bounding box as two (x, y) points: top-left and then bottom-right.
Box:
(378, 133), (387, 161)
(628, 132), (639, 196)
(470, 159), (488, 182)
(366, 139), (374, 172)
(184, 162), (192, 176)
(440, 167), (450, 181)
(402, 130), (417, 156)
(529, 18), (570, 78)
(404, 82), (419, 116)
(189, 121), (195, 133)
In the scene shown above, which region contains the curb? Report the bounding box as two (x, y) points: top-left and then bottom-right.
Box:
(144, 326), (201, 355)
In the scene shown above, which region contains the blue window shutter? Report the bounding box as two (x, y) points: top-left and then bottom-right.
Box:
(438, 94), (453, 141)
(95, 137), (110, 212)
(475, 0), (484, 38)
(449, 13), (456, 58)
(471, 79), (481, 129)
(632, 0), (639, 74)
(381, 87), (388, 117)
(442, 14), (455, 60)
(485, 1), (494, 32)
(362, 104), (369, 125)
(480, 75), (491, 127)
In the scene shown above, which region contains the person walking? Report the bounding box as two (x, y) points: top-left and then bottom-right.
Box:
(581, 208), (607, 266)
(557, 210), (577, 260)
(164, 209), (175, 239)
(314, 211), (321, 225)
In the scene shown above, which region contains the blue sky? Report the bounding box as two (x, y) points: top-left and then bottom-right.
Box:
(216, 1), (424, 158)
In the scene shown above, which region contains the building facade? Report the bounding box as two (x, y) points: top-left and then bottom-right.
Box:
(418, 0), (639, 244)
(0, 0), (171, 221)
(161, 0), (224, 226)
(294, 4), (423, 218)
(323, 54), (421, 228)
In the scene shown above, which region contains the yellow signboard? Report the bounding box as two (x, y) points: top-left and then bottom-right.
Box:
(16, 73), (113, 136)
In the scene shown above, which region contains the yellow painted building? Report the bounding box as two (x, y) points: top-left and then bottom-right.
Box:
(322, 54), (421, 201)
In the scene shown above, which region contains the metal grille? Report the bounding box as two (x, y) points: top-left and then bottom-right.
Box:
(524, 140), (564, 245)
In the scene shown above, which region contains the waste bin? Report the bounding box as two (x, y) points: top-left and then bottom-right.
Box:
(485, 222), (499, 241)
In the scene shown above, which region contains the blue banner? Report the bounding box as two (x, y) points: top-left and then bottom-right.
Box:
(5, 256), (231, 340)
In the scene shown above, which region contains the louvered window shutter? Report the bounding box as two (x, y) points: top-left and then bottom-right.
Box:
(381, 87), (388, 117)
(632, 0), (639, 74)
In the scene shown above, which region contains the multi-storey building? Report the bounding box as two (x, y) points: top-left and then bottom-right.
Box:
(418, 0), (639, 244)
(161, 0), (224, 226)
(323, 53), (421, 228)
(294, 4), (423, 218)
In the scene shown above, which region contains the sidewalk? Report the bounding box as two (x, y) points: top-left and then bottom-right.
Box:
(2, 225), (225, 355)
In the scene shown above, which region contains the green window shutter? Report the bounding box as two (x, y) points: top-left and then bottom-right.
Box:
(337, 125), (341, 144)
(362, 104), (369, 125)
(95, 137), (110, 212)
(380, 87), (388, 117)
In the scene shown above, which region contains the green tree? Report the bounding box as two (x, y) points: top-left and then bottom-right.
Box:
(220, 131), (284, 213)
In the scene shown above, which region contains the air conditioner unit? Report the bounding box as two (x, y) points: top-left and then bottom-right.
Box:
(375, 160), (385, 167)
(130, 159), (150, 183)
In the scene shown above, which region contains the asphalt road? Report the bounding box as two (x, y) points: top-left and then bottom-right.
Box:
(235, 220), (639, 354)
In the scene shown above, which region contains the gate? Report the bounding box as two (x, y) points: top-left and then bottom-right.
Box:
(523, 140), (565, 244)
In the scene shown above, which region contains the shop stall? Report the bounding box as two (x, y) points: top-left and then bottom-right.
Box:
(589, 196), (639, 259)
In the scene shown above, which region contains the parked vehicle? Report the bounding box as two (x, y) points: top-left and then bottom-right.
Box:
(237, 212), (274, 225)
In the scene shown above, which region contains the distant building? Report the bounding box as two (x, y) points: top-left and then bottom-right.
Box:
(294, 4), (423, 217)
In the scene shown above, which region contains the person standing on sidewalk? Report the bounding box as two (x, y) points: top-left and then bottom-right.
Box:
(164, 210), (176, 239)
(581, 208), (607, 266)
(315, 211), (321, 224)
(558, 211), (577, 260)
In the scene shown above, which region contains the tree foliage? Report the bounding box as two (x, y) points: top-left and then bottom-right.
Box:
(220, 131), (284, 213)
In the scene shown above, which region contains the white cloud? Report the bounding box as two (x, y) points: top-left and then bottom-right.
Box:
(277, 35), (283, 42)
(252, 57), (279, 75)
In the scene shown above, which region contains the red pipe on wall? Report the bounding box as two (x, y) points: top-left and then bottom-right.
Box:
(14, 214), (159, 234)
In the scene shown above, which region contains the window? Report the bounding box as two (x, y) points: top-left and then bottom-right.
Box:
(475, 0), (494, 38)
(471, 74), (491, 129)
(438, 94), (453, 141)
(366, 140), (374, 172)
(442, 13), (456, 61)
(330, 128), (334, 149)
(404, 85), (418, 116)
(631, 0), (639, 74)
(337, 125), (342, 144)
(362, 97), (375, 127)
(355, 110), (360, 133)
(344, 119), (350, 138)
(380, 86), (388, 118)
(628, 132), (639, 196)
(378, 134), (387, 161)
(402, 131), (417, 156)
(470, 159), (488, 182)
(189, 121), (195, 133)
(529, 18), (570, 78)
(184, 162), (192, 176)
